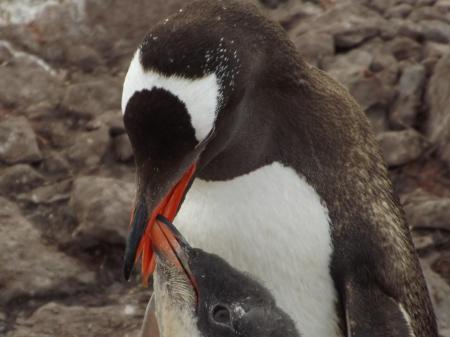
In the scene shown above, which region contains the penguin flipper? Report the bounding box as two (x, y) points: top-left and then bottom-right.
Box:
(139, 294), (160, 337)
(344, 280), (414, 337)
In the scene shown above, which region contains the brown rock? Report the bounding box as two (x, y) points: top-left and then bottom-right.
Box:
(386, 4), (413, 18)
(424, 42), (450, 59)
(291, 31), (334, 67)
(347, 74), (394, 111)
(390, 63), (426, 128)
(70, 176), (134, 244)
(366, 105), (390, 134)
(404, 197), (450, 230)
(17, 180), (72, 205)
(376, 129), (428, 166)
(420, 20), (450, 43)
(290, 4), (386, 49)
(426, 53), (450, 166)
(259, 0), (288, 9)
(62, 78), (121, 119)
(389, 18), (425, 40)
(0, 116), (42, 164)
(385, 36), (422, 61)
(41, 150), (71, 175)
(435, 0), (450, 9)
(65, 44), (103, 72)
(421, 258), (450, 332)
(0, 54), (62, 110)
(409, 6), (448, 22)
(113, 134), (134, 163)
(0, 164), (44, 194)
(0, 42), (13, 63)
(6, 302), (141, 337)
(0, 197), (94, 304)
(66, 126), (109, 169)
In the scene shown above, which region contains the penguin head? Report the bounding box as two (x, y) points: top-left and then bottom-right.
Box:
(151, 216), (300, 337)
(121, 6), (245, 281)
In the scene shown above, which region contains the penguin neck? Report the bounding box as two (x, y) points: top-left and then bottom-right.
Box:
(197, 72), (303, 181)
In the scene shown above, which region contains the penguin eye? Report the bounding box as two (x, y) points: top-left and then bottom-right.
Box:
(211, 304), (232, 326)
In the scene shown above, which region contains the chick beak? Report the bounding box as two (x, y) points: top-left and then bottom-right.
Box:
(123, 163), (196, 282)
(152, 215), (198, 296)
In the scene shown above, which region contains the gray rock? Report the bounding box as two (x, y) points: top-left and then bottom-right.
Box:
(323, 48), (395, 111)
(0, 116), (42, 164)
(411, 232), (435, 253)
(331, 6), (382, 48)
(0, 52), (62, 110)
(424, 41), (450, 59)
(435, 0), (450, 11)
(426, 53), (450, 166)
(0, 197), (94, 304)
(347, 74), (394, 111)
(409, 6), (450, 23)
(389, 18), (424, 40)
(390, 63), (426, 128)
(259, 0), (288, 9)
(416, 0), (437, 5)
(6, 302), (141, 337)
(17, 180), (72, 205)
(69, 176), (134, 244)
(0, 42), (13, 63)
(421, 258), (450, 332)
(66, 126), (109, 169)
(113, 134), (134, 163)
(65, 44), (103, 72)
(404, 197), (450, 230)
(385, 36), (422, 61)
(376, 129), (428, 166)
(364, 0), (392, 14)
(323, 49), (373, 86)
(420, 20), (450, 43)
(386, 4), (413, 18)
(366, 105), (390, 134)
(41, 150), (71, 175)
(291, 31), (334, 67)
(290, 4), (386, 49)
(0, 164), (44, 194)
(62, 78), (121, 119)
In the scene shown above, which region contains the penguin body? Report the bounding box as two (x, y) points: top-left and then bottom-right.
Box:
(121, 1), (437, 336)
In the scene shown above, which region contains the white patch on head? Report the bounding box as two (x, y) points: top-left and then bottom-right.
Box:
(399, 304), (416, 337)
(176, 162), (342, 337)
(122, 50), (220, 142)
(232, 304), (246, 319)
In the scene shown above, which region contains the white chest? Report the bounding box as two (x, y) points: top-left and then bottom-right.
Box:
(175, 162), (342, 337)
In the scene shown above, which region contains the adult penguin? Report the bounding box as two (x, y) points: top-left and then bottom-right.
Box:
(121, 1), (437, 336)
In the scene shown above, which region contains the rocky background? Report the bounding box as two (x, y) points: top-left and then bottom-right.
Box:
(0, 0), (449, 336)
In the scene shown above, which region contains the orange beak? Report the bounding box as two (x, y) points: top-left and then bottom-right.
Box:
(124, 163), (196, 283)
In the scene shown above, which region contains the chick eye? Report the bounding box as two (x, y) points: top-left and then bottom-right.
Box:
(212, 304), (231, 325)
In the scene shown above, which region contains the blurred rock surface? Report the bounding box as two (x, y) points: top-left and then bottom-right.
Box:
(0, 116), (42, 164)
(0, 197), (94, 305)
(70, 176), (134, 244)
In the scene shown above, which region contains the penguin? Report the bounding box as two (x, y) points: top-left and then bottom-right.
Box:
(121, 1), (437, 336)
(139, 215), (300, 337)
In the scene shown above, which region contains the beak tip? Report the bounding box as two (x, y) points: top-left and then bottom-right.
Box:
(123, 250), (135, 281)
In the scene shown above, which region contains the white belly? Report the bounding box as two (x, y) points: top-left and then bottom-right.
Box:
(175, 162), (342, 337)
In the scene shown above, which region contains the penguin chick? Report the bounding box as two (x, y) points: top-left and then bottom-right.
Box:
(141, 215), (300, 337)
